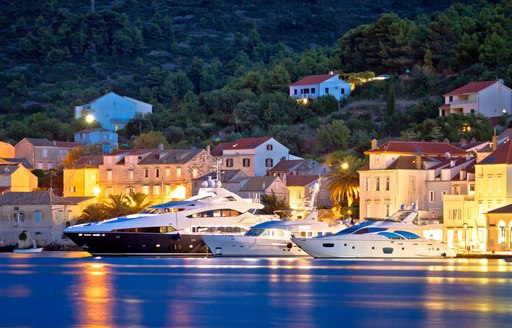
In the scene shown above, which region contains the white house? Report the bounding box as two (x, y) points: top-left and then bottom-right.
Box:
(75, 92), (153, 132)
(211, 137), (301, 176)
(289, 72), (351, 101)
(439, 80), (512, 118)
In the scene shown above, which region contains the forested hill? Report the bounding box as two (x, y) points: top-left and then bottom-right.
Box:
(0, 0), (505, 157)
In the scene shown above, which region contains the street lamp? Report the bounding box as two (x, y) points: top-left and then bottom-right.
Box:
(341, 162), (349, 170)
(463, 222), (468, 253)
(85, 113), (95, 124)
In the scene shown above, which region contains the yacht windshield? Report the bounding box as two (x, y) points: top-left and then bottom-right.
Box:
(378, 231), (404, 239)
(335, 221), (373, 235)
(384, 210), (415, 222)
(245, 228), (266, 237)
(393, 230), (421, 239)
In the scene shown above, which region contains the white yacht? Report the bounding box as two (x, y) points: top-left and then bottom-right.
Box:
(291, 206), (456, 258)
(64, 180), (275, 256)
(202, 181), (346, 257)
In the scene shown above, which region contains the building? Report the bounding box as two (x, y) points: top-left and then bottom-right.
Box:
(0, 164), (38, 194)
(212, 137), (300, 177)
(98, 148), (216, 203)
(268, 158), (330, 177)
(358, 140), (477, 220)
(289, 72), (351, 101)
(286, 175), (321, 209)
(63, 155), (103, 198)
(192, 170), (249, 196)
(14, 138), (81, 170)
(0, 190), (93, 247)
(74, 128), (118, 154)
(438, 80), (512, 118)
(0, 141), (15, 158)
(485, 204), (512, 252)
(238, 175), (289, 204)
(74, 92), (153, 132)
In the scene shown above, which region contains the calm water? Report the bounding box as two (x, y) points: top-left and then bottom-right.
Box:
(0, 252), (511, 328)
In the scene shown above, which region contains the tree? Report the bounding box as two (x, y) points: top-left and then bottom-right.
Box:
(127, 191), (153, 213)
(260, 192), (290, 217)
(102, 193), (131, 218)
(62, 144), (103, 167)
(132, 131), (170, 149)
(78, 203), (109, 223)
(316, 120), (351, 153)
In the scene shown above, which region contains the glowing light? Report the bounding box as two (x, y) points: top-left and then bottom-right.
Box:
(85, 114), (95, 124)
(341, 162), (349, 170)
(93, 186), (101, 197)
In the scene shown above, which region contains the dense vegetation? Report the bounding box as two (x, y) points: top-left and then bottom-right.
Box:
(0, 0), (508, 159)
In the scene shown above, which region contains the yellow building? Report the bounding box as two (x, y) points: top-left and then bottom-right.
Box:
(486, 204), (512, 252)
(0, 164), (38, 193)
(63, 156), (102, 198)
(0, 142), (15, 158)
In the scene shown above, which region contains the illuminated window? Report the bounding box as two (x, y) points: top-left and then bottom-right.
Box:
(498, 221), (506, 244)
(166, 168), (171, 177)
(142, 186), (150, 195)
(154, 185), (161, 195)
(176, 167), (182, 178)
(129, 169), (134, 180)
(192, 169), (198, 178)
(107, 169), (112, 181)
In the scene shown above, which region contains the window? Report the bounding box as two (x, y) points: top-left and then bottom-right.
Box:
(376, 178), (380, 191)
(385, 177), (390, 191)
(364, 177), (370, 192)
(325, 87), (329, 94)
(154, 185), (161, 195)
(266, 144), (273, 151)
(166, 168), (171, 177)
(176, 167), (182, 178)
(243, 158), (250, 167)
(265, 158), (273, 167)
(129, 169), (134, 180)
(429, 191), (435, 203)
(341, 88), (345, 94)
(126, 187), (135, 194)
(311, 88), (316, 94)
(385, 204), (390, 217)
(304, 88), (310, 94)
(155, 168), (160, 178)
(144, 169), (149, 178)
(375, 155), (380, 164)
(43, 148), (48, 158)
(226, 159), (234, 167)
(142, 186), (150, 195)
(498, 221), (506, 244)
(449, 96), (453, 102)
(192, 169), (198, 178)
(34, 211), (42, 222)
(294, 89), (297, 95)
(470, 109), (475, 115)
(107, 169), (112, 181)
(70, 186), (76, 193)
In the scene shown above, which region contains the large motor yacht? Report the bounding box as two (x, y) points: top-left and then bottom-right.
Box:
(291, 206), (456, 258)
(64, 180), (275, 256)
(202, 181), (346, 257)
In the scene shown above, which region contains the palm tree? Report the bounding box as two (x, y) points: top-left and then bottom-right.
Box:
(326, 152), (366, 209)
(78, 203), (109, 223)
(260, 191), (290, 217)
(127, 191), (153, 214)
(102, 193), (131, 218)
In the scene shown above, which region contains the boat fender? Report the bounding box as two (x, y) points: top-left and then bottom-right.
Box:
(286, 242), (293, 249)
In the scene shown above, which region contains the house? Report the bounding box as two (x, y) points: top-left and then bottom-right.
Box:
(286, 175), (321, 209)
(485, 204), (512, 252)
(358, 139), (477, 221)
(63, 155), (103, 198)
(14, 138), (81, 170)
(74, 128), (118, 153)
(0, 141), (14, 158)
(289, 72), (351, 101)
(0, 157), (32, 169)
(268, 159), (330, 177)
(98, 147), (216, 203)
(0, 189), (93, 247)
(439, 80), (512, 118)
(211, 137), (301, 177)
(191, 170), (249, 196)
(238, 175), (289, 203)
(74, 92), (153, 132)
(0, 164), (38, 194)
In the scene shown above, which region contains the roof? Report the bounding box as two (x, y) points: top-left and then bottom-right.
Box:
(55, 141), (81, 148)
(240, 176), (280, 192)
(196, 170), (248, 183)
(22, 138), (54, 146)
(72, 155), (104, 168)
(137, 149), (203, 165)
(286, 175), (319, 187)
(268, 159), (304, 172)
(20, 138), (80, 148)
(386, 156), (417, 170)
(487, 203), (512, 214)
(444, 81), (497, 96)
(0, 158), (32, 169)
(479, 139), (512, 165)
(0, 189), (89, 206)
(290, 74), (339, 87)
(0, 165), (20, 176)
(211, 137), (272, 156)
(76, 128), (114, 134)
(365, 141), (467, 156)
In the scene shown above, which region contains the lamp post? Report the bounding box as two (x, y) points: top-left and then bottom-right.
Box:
(463, 222), (468, 253)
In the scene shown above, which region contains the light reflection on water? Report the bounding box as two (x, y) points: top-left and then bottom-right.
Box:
(0, 253), (511, 327)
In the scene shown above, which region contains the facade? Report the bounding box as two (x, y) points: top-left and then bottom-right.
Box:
(0, 190), (93, 247)
(0, 164), (38, 194)
(485, 204), (512, 252)
(74, 128), (118, 153)
(191, 170), (249, 196)
(98, 148), (216, 203)
(439, 80), (512, 117)
(14, 138), (81, 170)
(238, 175), (289, 203)
(286, 175), (321, 209)
(358, 140), (475, 220)
(269, 159), (330, 177)
(212, 137), (300, 177)
(63, 155), (103, 198)
(289, 73), (351, 101)
(74, 92), (153, 132)
(0, 141), (15, 158)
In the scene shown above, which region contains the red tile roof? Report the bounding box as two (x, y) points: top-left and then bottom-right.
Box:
(444, 81), (497, 96)
(290, 74), (337, 87)
(365, 141), (467, 156)
(211, 137), (272, 156)
(479, 139), (512, 165)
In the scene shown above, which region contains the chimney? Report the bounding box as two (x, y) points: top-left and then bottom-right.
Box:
(415, 152), (422, 169)
(370, 139), (378, 149)
(206, 145), (211, 154)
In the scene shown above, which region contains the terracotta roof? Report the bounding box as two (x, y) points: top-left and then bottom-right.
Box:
(240, 176), (280, 192)
(365, 141), (467, 156)
(22, 138), (54, 146)
(76, 128), (113, 134)
(72, 155), (104, 168)
(487, 203), (512, 214)
(211, 137), (272, 156)
(138, 149), (203, 165)
(55, 141), (82, 148)
(269, 159), (304, 172)
(0, 189), (89, 205)
(286, 175), (318, 187)
(444, 81), (497, 96)
(290, 74), (338, 87)
(387, 156), (417, 170)
(479, 139), (512, 165)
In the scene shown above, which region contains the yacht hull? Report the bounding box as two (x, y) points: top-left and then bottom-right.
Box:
(65, 232), (211, 256)
(291, 238), (455, 258)
(202, 235), (309, 257)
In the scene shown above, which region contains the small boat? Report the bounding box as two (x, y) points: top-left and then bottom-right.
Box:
(0, 243), (18, 252)
(13, 240), (44, 253)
